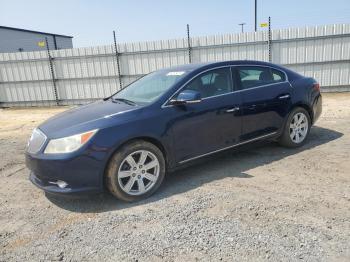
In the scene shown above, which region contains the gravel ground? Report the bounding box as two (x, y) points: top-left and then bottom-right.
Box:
(0, 93), (349, 261)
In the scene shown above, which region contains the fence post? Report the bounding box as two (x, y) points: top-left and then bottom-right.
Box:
(0, 66), (3, 106)
(113, 30), (123, 90)
(187, 24), (192, 63)
(268, 16), (272, 62)
(45, 37), (59, 105)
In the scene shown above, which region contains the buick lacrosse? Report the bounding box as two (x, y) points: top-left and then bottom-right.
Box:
(26, 60), (322, 201)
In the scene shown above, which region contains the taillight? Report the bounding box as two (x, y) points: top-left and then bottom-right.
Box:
(313, 83), (320, 92)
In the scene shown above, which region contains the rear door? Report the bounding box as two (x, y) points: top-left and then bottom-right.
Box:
(234, 66), (293, 141)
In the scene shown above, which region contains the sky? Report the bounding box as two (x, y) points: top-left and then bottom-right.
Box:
(1, 0), (350, 47)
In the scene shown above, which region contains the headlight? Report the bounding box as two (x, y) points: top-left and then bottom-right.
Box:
(44, 129), (98, 154)
(27, 128), (47, 154)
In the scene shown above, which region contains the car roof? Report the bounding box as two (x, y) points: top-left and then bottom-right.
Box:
(163, 60), (284, 72)
(160, 60), (302, 81)
(159, 63), (208, 72)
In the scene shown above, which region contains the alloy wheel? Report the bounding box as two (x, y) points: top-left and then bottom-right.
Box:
(289, 112), (308, 143)
(117, 150), (160, 195)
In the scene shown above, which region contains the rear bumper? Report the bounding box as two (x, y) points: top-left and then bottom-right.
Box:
(313, 94), (322, 124)
(26, 152), (104, 195)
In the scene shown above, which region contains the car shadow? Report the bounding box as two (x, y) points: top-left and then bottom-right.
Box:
(46, 126), (343, 213)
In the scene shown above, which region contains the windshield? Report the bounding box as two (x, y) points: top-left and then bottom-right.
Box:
(112, 70), (188, 105)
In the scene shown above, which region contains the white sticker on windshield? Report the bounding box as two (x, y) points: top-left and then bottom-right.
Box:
(167, 71), (185, 76)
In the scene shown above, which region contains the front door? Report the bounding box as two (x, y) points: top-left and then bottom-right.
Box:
(166, 67), (242, 163)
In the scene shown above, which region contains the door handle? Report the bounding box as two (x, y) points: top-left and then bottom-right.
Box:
(226, 106), (240, 113)
(278, 94), (290, 100)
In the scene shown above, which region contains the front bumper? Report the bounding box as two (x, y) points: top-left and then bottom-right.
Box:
(29, 172), (101, 195)
(26, 152), (104, 195)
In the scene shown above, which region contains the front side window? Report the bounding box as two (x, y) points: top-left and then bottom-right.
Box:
(181, 68), (233, 99)
(113, 70), (189, 105)
(237, 66), (286, 90)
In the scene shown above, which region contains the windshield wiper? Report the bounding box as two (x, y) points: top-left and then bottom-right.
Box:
(111, 97), (137, 106)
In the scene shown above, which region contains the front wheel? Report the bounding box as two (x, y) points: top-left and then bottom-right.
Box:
(278, 107), (311, 148)
(105, 140), (165, 202)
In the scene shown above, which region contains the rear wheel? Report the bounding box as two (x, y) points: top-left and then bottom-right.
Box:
(278, 107), (311, 148)
(105, 140), (165, 202)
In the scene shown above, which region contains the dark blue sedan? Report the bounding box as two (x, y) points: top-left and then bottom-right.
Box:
(26, 60), (322, 201)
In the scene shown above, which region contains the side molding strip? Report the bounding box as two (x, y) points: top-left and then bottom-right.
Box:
(179, 132), (278, 164)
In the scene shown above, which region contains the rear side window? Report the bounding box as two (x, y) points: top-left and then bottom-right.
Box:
(237, 66), (286, 90)
(183, 68), (233, 99)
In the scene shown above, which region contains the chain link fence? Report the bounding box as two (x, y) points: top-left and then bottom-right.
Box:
(0, 24), (350, 107)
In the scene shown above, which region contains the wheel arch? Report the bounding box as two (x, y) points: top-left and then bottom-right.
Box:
(291, 102), (313, 124)
(101, 136), (169, 189)
(278, 102), (313, 139)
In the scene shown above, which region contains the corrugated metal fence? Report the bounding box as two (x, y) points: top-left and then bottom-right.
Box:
(1, 24), (350, 107)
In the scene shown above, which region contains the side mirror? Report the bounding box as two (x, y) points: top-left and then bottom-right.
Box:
(169, 90), (201, 106)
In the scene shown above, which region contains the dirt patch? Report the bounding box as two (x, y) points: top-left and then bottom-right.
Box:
(0, 95), (349, 261)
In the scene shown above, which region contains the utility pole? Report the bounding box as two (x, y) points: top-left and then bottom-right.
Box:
(238, 23), (246, 33)
(255, 0), (257, 32)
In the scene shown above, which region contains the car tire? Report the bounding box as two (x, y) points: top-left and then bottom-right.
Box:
(105, 140), (166, 202)
(278, 107), (311, 148)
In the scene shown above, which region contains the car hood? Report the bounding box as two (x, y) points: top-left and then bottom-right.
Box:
(39, 99), (139, 137)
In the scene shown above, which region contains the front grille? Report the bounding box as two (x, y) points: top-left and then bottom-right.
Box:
(27, 128), (47, 154)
